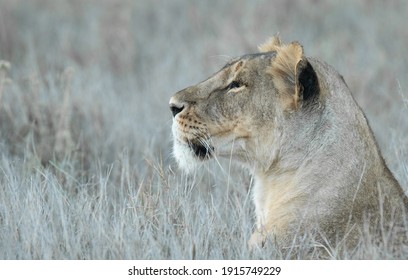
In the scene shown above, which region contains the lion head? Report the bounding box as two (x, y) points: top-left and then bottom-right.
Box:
(169, 36), (319, 173)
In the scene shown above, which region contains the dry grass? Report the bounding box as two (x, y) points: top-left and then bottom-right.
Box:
(0, 0), (407, 259)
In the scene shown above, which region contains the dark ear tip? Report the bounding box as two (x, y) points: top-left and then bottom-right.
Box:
(298, 61), (319, 101)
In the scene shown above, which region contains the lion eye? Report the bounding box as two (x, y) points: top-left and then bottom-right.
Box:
(227, 81), (241, 90)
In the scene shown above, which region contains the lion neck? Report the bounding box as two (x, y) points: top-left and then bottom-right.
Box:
(248, 104), (327, 230)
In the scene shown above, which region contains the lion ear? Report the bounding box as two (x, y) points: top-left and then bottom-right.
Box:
(297, 57), (320, 105)
(267, 40), (318, 110)
(258, 35), (282, 52)
(267, 41), (303, 109)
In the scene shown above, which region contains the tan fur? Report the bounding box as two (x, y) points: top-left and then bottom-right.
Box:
(169, 36), (408, 254)
(258, 35), (282, 52)
(263, 39), (305, 110)
(253, 171), (299, 233)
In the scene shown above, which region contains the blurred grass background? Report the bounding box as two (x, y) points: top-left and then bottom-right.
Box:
(0, 0), (407, 259)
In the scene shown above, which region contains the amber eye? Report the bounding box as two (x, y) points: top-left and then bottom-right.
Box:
(227, 81), (241, 90)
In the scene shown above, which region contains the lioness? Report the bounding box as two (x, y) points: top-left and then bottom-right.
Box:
(169, 36), (408, 252)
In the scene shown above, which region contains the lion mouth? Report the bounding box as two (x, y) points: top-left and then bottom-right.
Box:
(188, 141), (214, 160)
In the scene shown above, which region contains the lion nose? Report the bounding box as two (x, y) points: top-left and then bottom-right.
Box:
(169, 101), (185, 117)
(170, 103), (184, 117)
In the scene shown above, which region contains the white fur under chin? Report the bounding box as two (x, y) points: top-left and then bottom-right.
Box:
(172, 140), (201, 174)
(172, 121), (202, 173)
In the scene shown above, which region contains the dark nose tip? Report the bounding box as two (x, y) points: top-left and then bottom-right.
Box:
(169, 103), (184, 117)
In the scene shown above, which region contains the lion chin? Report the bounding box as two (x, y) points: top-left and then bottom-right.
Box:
(172, 140), (213, 173)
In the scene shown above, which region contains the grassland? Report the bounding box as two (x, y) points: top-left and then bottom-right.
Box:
(0, 0), (407, 259)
